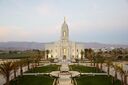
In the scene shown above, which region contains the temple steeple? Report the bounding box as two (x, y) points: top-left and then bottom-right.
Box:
(61, 17), (69, 41)
(64, 16), (66, 22)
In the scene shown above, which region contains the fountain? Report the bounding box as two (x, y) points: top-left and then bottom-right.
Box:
(50, 60), (80, 85)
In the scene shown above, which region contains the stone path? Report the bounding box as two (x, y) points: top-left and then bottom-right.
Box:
(57, 63), (73, 85)
(23, 73), (49, 76)
(58, 74), (73, 85)
(81, 73), (107, 75)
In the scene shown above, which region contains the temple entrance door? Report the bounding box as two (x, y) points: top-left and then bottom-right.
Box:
(63, 55), (66, 60)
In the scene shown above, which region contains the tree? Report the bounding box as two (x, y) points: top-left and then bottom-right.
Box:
(36, 50), (42, 66)
(94, 52), (101, 69)
(41, 50), (45, 59)
(123, 71), (127, 85)
(46, 50), (49, 60)
(13, 61), (19, 79)
(112, 64), (118, 80)
(87, 48), (94, 66)
(24, 57), (32, 70)
(0, 61), (15, 85)
(117, 65), (125, 85)
(80, 50), (84, 61)
(18, 59), (25, 76)
(105, 60), (112, 76)
(99, 56), (105, 70)
(84, 49), (88, 59)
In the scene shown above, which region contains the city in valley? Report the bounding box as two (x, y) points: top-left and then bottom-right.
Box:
(0, 0), (128, 85)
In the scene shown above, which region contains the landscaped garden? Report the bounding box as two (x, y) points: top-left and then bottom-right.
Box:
(10, 75), (54, 85)
(26, 64), (60, 73)
(10, 64), (60, 85)
(75, 75), (121, 85)
(70, 64), (104, 73)
(70, 64), (121, 85)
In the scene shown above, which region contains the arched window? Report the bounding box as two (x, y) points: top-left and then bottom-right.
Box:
(63, 31), (66, 37)
(64, 48), (66, 54)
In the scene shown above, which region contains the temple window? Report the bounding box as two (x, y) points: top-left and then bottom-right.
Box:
(63, 31), (66, 37)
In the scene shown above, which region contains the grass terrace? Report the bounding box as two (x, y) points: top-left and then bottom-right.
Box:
(10, 64), (60, 85)
(70, 65), (121, 85)
(75, 75), (121, 85)
(70, 64), (104, 73)
(10, 75), (54, 85)
(26, 64), (60, 73)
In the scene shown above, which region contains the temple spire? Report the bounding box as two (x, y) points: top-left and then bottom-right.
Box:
(61, 16), (69, 41)
(64, 16), (66, 22)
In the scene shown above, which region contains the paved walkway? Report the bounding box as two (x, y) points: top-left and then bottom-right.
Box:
(57, 63), (73, 85)
(58, 74), (73, 85)
(23, 73), (49, 76)
(81, 73), (107, 75)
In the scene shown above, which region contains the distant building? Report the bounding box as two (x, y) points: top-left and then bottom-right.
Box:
(45, 18), (84, 60)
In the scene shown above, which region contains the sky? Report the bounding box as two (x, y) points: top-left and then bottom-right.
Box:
(0, 0), (128, 44)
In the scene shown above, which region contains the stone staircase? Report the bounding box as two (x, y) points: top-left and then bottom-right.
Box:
(57, 63), (73, 85)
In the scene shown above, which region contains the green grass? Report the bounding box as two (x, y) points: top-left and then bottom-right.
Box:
(10, 75), (54, 85)
(26, 64), (60, 73)
(75, 75), (121, 85)
(70, 65), (104, 73)
(71, 65), (121, 85)
(0, 51), (40, 59)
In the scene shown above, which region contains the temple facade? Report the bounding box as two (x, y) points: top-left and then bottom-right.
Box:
(45, 18), (85, 60)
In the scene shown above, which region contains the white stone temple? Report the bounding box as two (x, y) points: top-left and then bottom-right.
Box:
(45, 18), (85, 60)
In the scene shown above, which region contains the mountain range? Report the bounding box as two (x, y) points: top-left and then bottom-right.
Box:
(0, 42), (128, 51)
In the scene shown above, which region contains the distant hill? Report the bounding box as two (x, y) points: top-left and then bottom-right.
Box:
(0, 42), (128, 51)
(0, 42), (45, 51)
(77, 42), (128, 49)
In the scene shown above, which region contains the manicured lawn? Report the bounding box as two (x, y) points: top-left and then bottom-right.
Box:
(70, 65), (104, 73)
(26, 64), (60, 73)
(10, 75), (54, 85)
(75, 75), (121, 85)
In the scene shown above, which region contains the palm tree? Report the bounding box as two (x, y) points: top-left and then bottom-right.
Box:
(87, 48), (94, 66)
(13, 61), (19, 79)
(46, 50), (49, 60)
(36, 50), (42, 66)
(94, 52), (101, 69)
(109, 63), (119, 84)
(105, 60), (112, 76)
(84, 49), (88, 58)
(111, 48), (122, 60)
(25, 57), (31, 70)
(41, 50), (45, 59)
(0, 61), (15, 85)
(32, 52), (39, 68)
(112, 64), (119, 80)
(80, 50), (84, 61)
(98, 55), (105, 70)
(117, 66), (124, 85)
(123, 71), (127, 85)
(18, 59), (25, 76)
